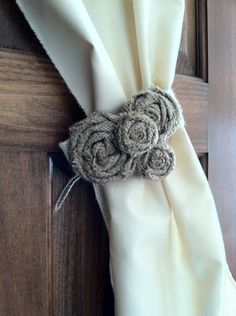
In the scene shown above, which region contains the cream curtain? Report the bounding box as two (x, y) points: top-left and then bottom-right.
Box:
(16, 0), (236, 315)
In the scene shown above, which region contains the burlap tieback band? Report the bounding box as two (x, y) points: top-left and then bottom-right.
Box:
(55, 86), (184, 212)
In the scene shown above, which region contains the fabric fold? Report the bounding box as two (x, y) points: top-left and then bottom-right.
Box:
(16, 0), (236, 315)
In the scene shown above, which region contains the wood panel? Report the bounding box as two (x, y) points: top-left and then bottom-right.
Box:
(0, 152), (51, 316)
(177, 0), (208, 82)
(177, 0), (196, 76)
(0, 49), (208, 153)
(173, 75), (208, 153)
(51, 155), (114, 316)
(0, 4), (115, 315)
(208, 0), (236, 276)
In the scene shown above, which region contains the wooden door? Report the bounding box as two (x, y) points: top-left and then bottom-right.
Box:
(0, 1), (235, 315)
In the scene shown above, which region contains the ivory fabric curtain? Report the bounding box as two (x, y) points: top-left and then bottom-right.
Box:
(16, 0), (236, 315)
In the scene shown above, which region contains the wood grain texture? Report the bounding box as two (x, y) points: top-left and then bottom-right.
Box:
(173, 75), (208, 153)
(177, 0), (208, 82)
(0, 49), (208, 153)
(0, 152), (51, 316)
(176, 0), (196, 76)
(208, 0), (236, 276)
(51, 154), (114, 316)
(0, 49), (85, 151)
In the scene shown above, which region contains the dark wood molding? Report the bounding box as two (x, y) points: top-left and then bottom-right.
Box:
(0, 49), (208, 152)
(196, 0), (208, 81)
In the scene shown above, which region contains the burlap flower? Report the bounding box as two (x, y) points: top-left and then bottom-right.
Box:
(68, 86), (182, 183)
(138, 144), (175, 182)
(124, 86), (184, 141)
(117, 112), (159, 157)
(69, 112), (135, 183)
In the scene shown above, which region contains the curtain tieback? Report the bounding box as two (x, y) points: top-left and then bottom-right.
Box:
(55, 85), (184, 212)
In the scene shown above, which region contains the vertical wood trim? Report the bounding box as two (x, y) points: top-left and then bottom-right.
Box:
(208, 0), (236, 276)
(196, 0), (208, 81)
(0, 152), (51, 315)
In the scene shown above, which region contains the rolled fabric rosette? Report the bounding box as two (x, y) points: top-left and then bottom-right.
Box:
(69, 86), (182, 184)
